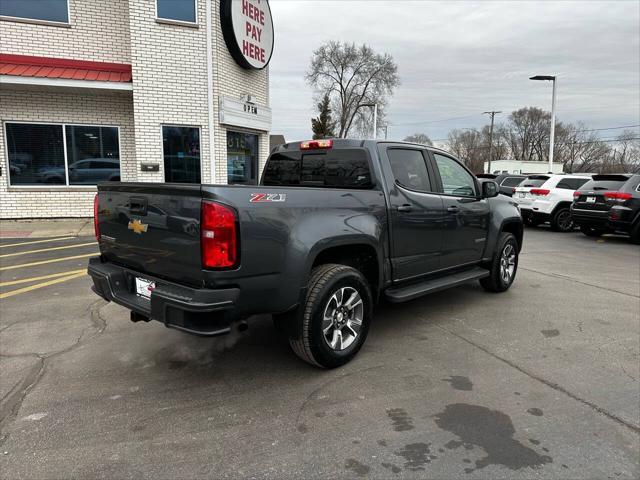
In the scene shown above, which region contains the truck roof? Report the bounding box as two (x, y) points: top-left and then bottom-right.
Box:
(271, 139), (453, 156)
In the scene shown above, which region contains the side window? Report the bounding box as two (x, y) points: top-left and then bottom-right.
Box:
(388, 149), (431, 192)
(557, 178), (589, 190)
(433, 154), (476, 197)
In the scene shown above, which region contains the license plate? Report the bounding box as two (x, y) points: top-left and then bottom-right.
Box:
(518, 192), (526, 198)
(586, 196), (596, 203)
(135, 277), (155, 299)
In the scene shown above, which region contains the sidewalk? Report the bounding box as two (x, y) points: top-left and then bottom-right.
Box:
(0, 219), (94, 239)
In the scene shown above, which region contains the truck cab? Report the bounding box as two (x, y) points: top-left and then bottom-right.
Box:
(89, 139), (523, 368)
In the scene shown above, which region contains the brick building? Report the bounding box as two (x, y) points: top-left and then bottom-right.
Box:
(0, 0), (273, 219)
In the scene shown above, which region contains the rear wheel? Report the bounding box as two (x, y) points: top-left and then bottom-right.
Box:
(288, 264), (372, 368)
(550, 207), (574, 232)
(480, 232), (518, 293)
(580, 225), (605, 237)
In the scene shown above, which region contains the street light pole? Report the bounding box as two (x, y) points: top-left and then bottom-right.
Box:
(483, 111), (501, 173)
(361, 103), (378, 140)
(549, 78), (557, 173)
(372, 103), (378, 140)
(530, 75), (557, 173)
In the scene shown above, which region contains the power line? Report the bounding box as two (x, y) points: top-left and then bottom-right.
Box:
(435, 137), (640, 150)
(427, 124), (639, 143)
(389, 113), (482, 127)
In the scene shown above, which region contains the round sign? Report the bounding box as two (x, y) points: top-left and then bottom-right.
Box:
(220, 0), (274, 70)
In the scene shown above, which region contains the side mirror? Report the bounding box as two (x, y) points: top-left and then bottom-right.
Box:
(482, 180), (499, 198)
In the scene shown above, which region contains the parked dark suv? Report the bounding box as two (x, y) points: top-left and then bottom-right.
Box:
(572, 174), (640, 243)
(477, 173), (526, 196)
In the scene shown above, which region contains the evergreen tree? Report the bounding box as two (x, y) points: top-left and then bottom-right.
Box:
(311, 94), (336, 139)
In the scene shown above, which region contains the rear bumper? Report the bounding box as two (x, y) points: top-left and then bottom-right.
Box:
(571, 207), (610, 230)
(88, 257), (240, 336)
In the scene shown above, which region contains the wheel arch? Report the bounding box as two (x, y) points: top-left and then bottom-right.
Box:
(551, 201), (573, 216)
(307, 241), (382, 300)
(501, 220), (524, 252)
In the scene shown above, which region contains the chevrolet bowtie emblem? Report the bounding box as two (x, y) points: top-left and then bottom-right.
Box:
(128, 219), (149, 234)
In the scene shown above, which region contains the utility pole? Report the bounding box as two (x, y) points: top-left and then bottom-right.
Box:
(483, 111), (501, 173)
(372, 103), (378, 140)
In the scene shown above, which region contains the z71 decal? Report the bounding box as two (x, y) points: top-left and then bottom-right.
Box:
(250, 193), (287, 203)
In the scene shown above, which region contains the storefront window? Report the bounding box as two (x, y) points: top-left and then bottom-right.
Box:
(5, 123), (120, 186)
(156, 0), (197, 24)
(227, 131), (259, 185)
(162, 126), (201, 184)
(66, 126), (120, 185)
(0, 0), (69, 24)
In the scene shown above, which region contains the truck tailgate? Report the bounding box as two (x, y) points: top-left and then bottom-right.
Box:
(96, 183), (204, 286)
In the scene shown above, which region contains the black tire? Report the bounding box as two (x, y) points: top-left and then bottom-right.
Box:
(550, 207), (574, 232)
(288, 264), (373, 369)
(480, 232), (519, 293)
(580, 225), (605, 237)
(630, 221), (640, 245)
(522, 212), (542, 227)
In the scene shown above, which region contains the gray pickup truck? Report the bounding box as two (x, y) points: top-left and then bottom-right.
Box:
(89, 139), (523, 368)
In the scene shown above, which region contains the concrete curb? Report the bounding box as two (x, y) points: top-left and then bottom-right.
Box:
(0, 219), (94, 239)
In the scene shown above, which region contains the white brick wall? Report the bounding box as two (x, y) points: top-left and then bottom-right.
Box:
(128, 0), (211, 184)
(0, 0), (272, 218)
(0, 89), (136, 219)
(0, 0), (131, 64)
(211, 0), (270, 182)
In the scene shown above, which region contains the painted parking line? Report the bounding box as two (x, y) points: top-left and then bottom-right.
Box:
(0, 272), (86, 299)
(0, 242), (96, 259)
(0, 236), (76, 248)
(0, 269), (86, 287)
(0, 253), (96, 271)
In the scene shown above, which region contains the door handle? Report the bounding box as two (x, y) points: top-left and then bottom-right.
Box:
(397, 204), (413, 213)
(447, 206), (460, 213)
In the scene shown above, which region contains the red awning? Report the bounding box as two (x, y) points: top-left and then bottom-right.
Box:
(0, 54), (132, 83)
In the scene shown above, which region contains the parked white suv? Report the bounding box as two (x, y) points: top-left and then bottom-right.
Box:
(514, 174), (593, 231)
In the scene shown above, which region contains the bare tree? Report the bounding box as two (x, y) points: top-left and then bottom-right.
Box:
(306, 41), (400, 138)
(404, 133), (433, 146)
(612, 130), (640, 172)
(447, 129), (485, 173)
(504, 107), (551, 161)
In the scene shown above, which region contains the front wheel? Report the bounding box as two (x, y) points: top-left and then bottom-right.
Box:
(288, 264), (373, 368)
(550, 207), (574, 232)
(480, 232), (519, 293)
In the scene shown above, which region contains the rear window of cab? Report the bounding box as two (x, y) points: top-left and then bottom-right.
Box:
(519, 176), (549, 188)
(263, 149), (374, 189)
(580, 175), (631, 192)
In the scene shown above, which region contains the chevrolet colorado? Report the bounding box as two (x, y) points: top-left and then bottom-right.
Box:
(88, 139), (523, 368)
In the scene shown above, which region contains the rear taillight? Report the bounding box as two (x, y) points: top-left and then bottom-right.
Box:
(93, 194), (100, 241)
(604, 191), (632, 201)
(573, 191), (582, 198)
(300, 139), (333, 150)
(530, 188), (550, 196)
(512, 188), (517, 194)
(201, 201), (238, 269)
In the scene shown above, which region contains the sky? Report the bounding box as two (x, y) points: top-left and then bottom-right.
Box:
(267, 0), (640, 145)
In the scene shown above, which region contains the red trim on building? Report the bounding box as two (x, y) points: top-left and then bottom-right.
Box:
(0, 54), (132, 83)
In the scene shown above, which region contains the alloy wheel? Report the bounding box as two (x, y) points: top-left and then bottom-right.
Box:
(321, 287), (364, 351)
(499, 243), (516, 285)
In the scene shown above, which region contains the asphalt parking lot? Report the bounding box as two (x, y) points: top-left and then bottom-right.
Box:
(0, 228), (638, 479)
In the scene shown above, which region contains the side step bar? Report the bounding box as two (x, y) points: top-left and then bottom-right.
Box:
(384, 267), (490, 303)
